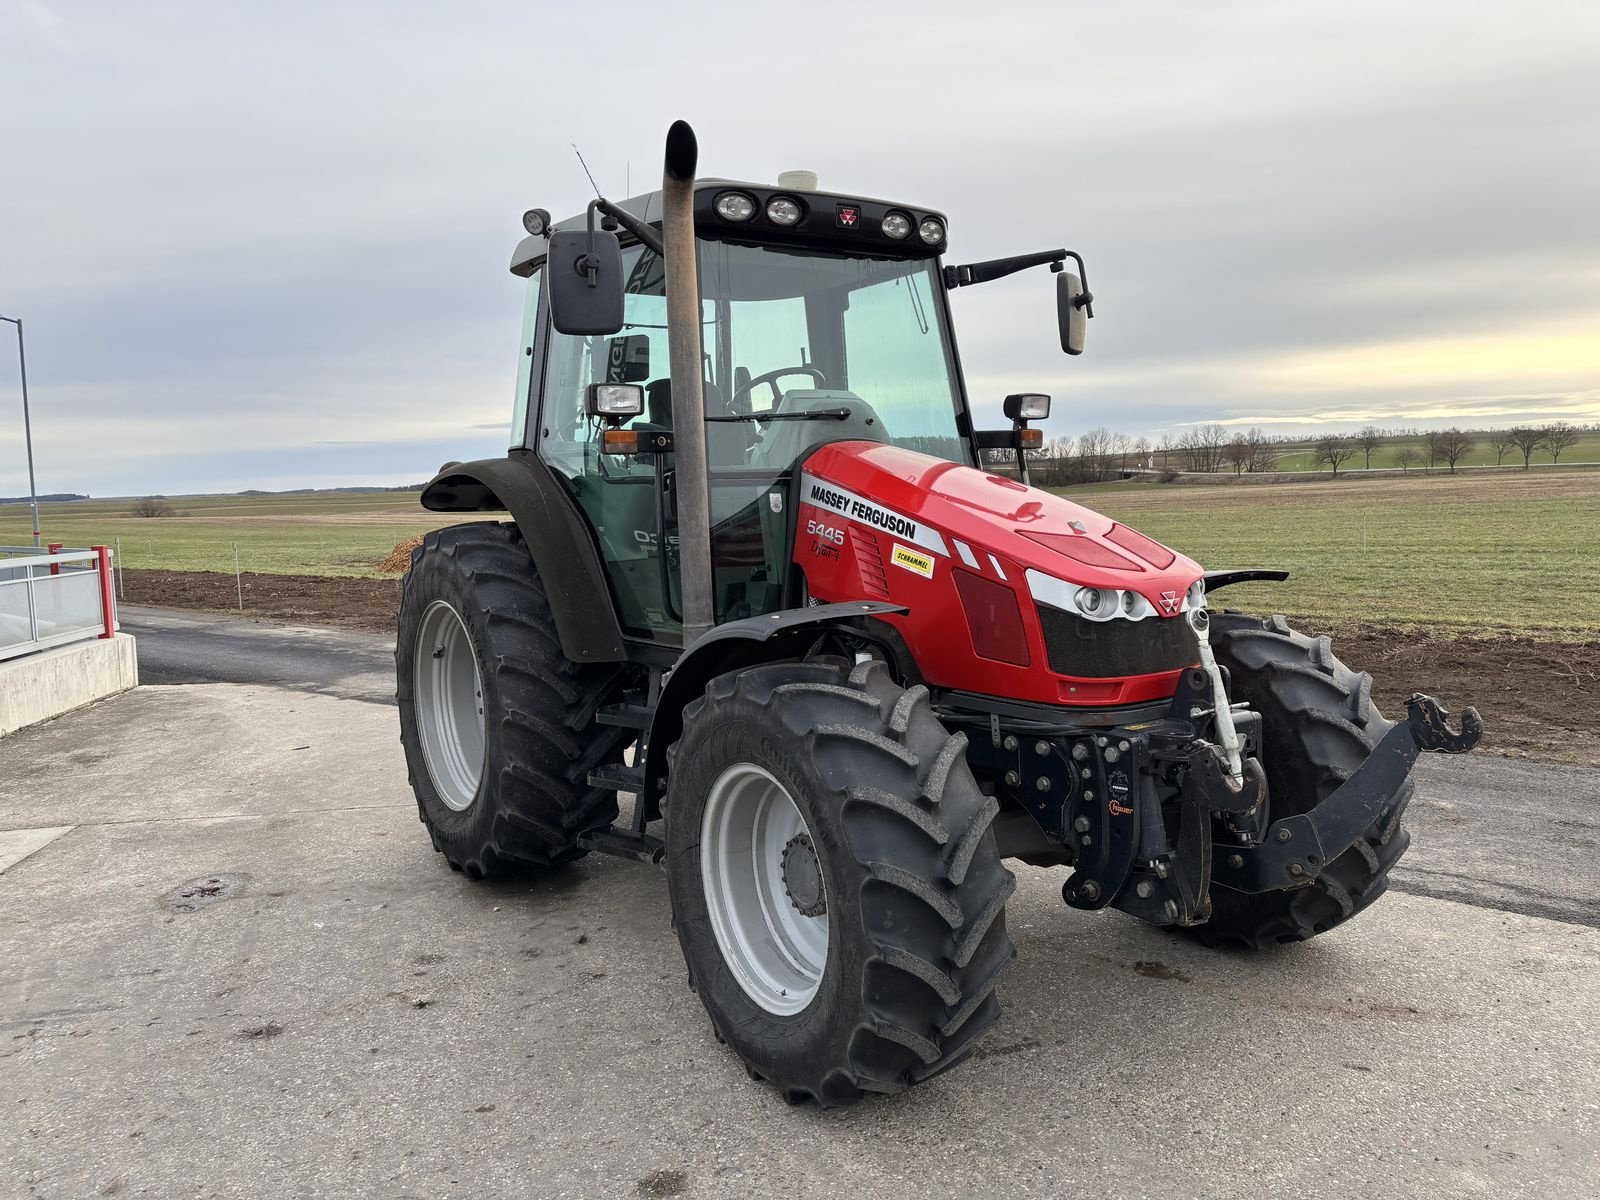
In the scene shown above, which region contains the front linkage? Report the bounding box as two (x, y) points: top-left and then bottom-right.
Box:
(961, 616), (1482, 930)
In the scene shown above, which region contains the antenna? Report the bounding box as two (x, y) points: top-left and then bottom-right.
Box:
(571, 143), (602, 199)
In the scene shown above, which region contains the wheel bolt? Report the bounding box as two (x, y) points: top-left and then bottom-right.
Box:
(1004, 770), (1020, 787)
(1002, 735), (1018, 752)
(1136, 880), (1153, 898)
(1073, 816), (1091, 833)
(1035, 776), (1051, 792)
(1276, 828), (1293, 843)
(1035, 740), (1051, 756)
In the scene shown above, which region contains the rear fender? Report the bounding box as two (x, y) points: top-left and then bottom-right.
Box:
(420, 451), (627, 662)
(640, 602), (907, 816)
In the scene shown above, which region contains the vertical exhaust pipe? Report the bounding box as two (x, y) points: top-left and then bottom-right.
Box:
(662, 119), (716, 644)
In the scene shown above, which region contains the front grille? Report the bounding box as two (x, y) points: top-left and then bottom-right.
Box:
(1036, 604), (1198, 679)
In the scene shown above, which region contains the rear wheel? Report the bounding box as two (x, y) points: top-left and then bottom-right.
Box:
(665, 659), (1016, 1107)
(1187, 612), (1413, 948)
(396, 522), (632, 878)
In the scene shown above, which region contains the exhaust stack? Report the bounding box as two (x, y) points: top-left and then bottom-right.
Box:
(661, 120), (716, 644)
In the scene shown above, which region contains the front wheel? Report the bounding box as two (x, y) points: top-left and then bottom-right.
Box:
(1185, 613), (1414, 948)
(665, 659), (1016, 1107)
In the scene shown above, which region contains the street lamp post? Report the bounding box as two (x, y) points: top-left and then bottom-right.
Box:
(0, 315), (40, 547)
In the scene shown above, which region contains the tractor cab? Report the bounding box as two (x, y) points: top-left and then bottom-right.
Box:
(505, 177), (1080, 646)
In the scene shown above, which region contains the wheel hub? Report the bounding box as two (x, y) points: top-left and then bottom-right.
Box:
(781, 832), (827, 918)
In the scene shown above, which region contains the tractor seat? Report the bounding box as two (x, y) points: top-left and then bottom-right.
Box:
(643, 377), (728, 427)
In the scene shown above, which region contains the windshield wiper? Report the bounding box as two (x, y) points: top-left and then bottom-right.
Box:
(706, 408), (852, 423)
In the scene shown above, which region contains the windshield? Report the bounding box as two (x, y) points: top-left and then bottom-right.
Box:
(696, 241), (967, 464)
(537, 238), (969, 639)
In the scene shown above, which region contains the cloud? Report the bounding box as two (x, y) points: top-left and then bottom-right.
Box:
(1, 0), (1597, 494)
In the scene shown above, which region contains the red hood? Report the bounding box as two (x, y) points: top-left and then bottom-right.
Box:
(800, 441), (1203, 607)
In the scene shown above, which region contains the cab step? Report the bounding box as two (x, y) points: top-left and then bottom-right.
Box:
(588, 762), (646, 795)
(595, 703), (654, 730)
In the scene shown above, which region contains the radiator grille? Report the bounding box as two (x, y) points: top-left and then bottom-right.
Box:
(1037, 604), (1198, 679)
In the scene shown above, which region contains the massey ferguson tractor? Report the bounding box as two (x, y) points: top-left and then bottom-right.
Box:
(397, 120), (1480, 1106)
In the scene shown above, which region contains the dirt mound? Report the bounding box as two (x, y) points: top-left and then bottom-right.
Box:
(378, 535), (425, 574)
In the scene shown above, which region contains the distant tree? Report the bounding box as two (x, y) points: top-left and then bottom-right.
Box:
(1314, 436), (1357, 477)
(1541, 420), (1580, 464)
(1393, 446), (1422, 473)
(1244, 427), (1279, 473)
(1435, 427), (1476, 474)
(131, 497), (174, 518)
(1223, 435), (1251, 475)
(1178, 424), (1228, 473)
(1507, 426), (1545, 470)
(1423, 430), (1443, 470)
(1485, 429), (1514, 465)
(1355, 424), (1384, 469)
(1131, 436), (1151, 469)
(1157, 432), (1175, 468)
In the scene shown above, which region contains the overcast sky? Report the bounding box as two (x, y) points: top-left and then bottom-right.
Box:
(2, 0), (1597, 497)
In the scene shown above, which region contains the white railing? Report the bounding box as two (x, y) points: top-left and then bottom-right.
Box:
(0, 545), (119, 662)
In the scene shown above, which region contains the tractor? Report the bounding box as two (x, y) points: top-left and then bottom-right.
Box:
(397, 120), (1481, 1106)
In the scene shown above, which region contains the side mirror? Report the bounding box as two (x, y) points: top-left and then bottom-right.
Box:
(548, 229), (624, 335)
(1057, 271), (1088, 356)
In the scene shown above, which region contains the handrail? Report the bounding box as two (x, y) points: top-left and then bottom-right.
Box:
(0, 543), (118, 662)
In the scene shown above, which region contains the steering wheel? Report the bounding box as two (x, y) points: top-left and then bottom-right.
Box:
(730, 365), (828, 410)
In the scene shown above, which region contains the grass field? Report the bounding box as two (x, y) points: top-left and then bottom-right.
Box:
(0, 492), (468, 578)
(1247, 431), (1600, 473)
(1064, 471), (1598, 640)
(4, 471), (1596, 640)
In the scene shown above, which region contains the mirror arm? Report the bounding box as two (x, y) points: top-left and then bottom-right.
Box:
(944, 247), (1096, 320)
(1063, 250), (1095, 318)
(589, 198), (665, 259)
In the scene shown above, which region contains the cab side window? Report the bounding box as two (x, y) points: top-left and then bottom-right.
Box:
(510, 267), (542, 448)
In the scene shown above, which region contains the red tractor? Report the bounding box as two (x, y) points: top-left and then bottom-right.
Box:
(397, 121), (1480, 1106)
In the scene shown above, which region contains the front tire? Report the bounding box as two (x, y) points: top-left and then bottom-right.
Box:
(396, 522), (632, 879)
(1187, 612), (1414, 948)
(665, 659), (1016, 1107)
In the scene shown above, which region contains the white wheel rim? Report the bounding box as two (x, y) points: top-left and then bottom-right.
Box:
(700, 763), (829, 1016)
(414, 600), (485, 812)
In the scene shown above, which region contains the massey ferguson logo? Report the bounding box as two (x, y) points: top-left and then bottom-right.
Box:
(1158, 590), (1181, 615)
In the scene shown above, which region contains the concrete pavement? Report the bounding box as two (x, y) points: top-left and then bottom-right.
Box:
(2, 681), (1598, 1198)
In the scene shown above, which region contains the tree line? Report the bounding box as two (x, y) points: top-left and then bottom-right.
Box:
(980, 420), (1590, 481)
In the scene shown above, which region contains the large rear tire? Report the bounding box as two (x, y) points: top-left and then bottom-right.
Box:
(396, 522), (632, 879)
(665, 659), (1016, 1107)
(1186, 612), (1413, 949)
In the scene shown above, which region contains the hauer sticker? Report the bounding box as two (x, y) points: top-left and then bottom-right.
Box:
(799, 472), (949, 557)
(891, 544), (935, 579)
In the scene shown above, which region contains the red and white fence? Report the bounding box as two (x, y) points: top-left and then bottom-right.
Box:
(0, 544), (119, 662)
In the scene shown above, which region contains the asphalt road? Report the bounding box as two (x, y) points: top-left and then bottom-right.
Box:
(123, 605), (1600, 930)
(4, 680), (1599, 1198)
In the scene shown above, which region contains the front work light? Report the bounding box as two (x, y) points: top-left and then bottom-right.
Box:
(522, 208), (551, 236)
(1003, 393), (1051, 422)
(882, 212), (912, 240)
(715, 191), (756, 222)
(585, 382), (645, 419)
(766, 196), (802, 226)
(918, 216), (946, 245)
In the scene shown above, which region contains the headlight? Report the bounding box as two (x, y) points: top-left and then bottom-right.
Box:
(918, 216), (946, 245)
(714, 191), (756, 222)
(1075, 587), (1104, 615)
(882, 212), (912, 240)
(766, 196), (802, 226)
